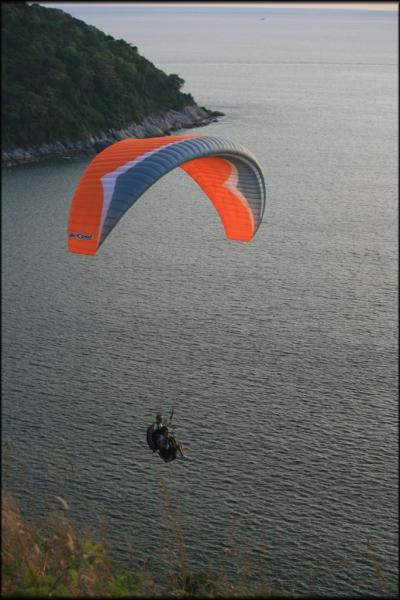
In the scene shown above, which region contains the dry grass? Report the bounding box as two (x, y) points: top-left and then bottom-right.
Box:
(1, 486), (283, 598)
(2, 440), (391, 598)
(367, 540), (388, 597)
(152, 467), (287, 598)
(1, 491), (138, 597)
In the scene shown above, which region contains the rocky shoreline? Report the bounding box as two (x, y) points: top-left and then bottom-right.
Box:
(2, 104), (224, 167)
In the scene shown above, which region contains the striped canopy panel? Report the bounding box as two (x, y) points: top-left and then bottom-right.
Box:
(67, 134), (266, 255)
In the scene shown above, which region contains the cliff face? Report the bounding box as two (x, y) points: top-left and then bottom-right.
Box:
(2, 3), (224, 166)
(2, 105), (223, 166)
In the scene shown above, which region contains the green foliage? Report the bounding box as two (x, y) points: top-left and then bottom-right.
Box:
(2, 492), (139, 597)
(177, 570), (219, 595)
(1, 2), (196, 148)
(106, 572), (138, 597)
(2, 489), (292, 598)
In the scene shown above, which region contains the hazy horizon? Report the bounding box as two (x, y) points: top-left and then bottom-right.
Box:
(40, 2), (398, 12)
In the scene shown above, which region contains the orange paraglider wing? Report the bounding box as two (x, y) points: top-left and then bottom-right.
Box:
(67, 135), (265, 255)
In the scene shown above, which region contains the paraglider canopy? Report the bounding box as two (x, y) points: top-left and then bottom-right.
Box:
(67, 134), (266, 255)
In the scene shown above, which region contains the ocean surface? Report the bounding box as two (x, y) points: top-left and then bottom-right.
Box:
(2, 6), (398, 597)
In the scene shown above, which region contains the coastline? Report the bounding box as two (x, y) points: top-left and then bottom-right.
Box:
(1, 104), (224, 167)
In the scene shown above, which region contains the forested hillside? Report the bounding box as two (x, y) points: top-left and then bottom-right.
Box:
(2, 2), (205, 148)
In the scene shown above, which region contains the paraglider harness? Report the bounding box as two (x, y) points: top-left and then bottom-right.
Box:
(146, 409), (181, 463)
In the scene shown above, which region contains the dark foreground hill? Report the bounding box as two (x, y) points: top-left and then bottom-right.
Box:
(1, 2), (222, 162)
